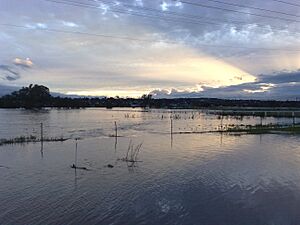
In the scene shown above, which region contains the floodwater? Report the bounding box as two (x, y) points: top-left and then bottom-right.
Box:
(0, 108), (300, 225)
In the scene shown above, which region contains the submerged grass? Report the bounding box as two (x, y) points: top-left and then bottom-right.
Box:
(173, 123), (300, 135)
(210, 109), (300, 118)
(223, 123), (300, 135)
(0, 135), (68, 146)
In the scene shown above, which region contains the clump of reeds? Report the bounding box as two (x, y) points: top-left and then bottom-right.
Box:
(124, 113), (137, 118)
(172, 114), (181, 120)
(120, 140), (143, 165)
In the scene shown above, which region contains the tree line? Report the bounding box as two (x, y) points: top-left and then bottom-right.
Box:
(0, 84), (300, 109)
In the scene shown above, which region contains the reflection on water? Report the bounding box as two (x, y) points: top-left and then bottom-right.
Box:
(0, 108), (300, 225)
(40, 140), (44, 159)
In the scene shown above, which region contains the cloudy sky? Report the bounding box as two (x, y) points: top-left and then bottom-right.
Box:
(1, 0), (300, 99)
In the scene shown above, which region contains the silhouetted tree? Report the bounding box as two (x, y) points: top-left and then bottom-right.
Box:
(10, 84), (51, 108)
(141, 94), (152, 108)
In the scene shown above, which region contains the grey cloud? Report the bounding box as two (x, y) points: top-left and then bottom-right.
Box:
(0, 57), (33, 82)
(0, 65), (19, 76)
(258, 70), (300, 84)
(0, 84), (19, 96)
(5, 75), (19, 81)
(0, 64), (20, 81)
(151, 70), (300, 100)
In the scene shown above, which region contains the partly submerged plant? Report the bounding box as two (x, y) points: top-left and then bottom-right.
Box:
(126, 140), (143, 162)
(119, 140), (143, 167)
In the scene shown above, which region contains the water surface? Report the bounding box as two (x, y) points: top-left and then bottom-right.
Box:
(0, 108), (300, 225)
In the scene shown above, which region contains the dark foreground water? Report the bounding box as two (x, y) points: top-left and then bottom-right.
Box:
(0, 108), (300, 225)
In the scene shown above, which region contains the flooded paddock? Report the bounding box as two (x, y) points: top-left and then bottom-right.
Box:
(1, 108), (300, 225)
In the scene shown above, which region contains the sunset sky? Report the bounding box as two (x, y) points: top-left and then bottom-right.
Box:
(1, 0), (300, 99)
